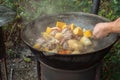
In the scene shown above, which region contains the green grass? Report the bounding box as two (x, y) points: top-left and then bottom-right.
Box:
(102, 41), (120, 80)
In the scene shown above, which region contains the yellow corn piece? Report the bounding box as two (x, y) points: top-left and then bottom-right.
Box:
(56, 21), (66, 29)
(70, 23), (74, 30)
(33, 43), (40, 49)
(42, 32), (52, 39)
(73, 27), (83, 36)
(62, 24), (67, 29)
(44, 47), (49, 52)
(46, 27), (52, 34)
(83, 30), (92, 38)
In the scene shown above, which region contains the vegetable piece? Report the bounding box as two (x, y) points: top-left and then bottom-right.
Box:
(33, 43), (41, 50)
(58, 50), (71, 54)
(44, 47), (49, 52)
(67, 39), (83, 50)
(73, 27), (83, 36)
(51, 27), (61, 31)
(83, 30), (92, 38)
(56, 21), (66, 29)
(47, 49), (58, 53)
(70, 23), (75, 30)
(55, 32), (63, 39)
(42, 32), (53, 39)
(80, 36), (92, 46)
(62, 24), (67, 29)
(71, 50), (80, 54)
(46, 27), (52, 34)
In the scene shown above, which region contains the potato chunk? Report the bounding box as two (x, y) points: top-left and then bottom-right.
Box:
(71, 50), (81, 54)
(68, 39), (83, 50)
(55, 32), (63, 39)
(80, 36), (92, 46)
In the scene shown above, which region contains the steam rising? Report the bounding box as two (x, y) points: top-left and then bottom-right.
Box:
(20, 0), (77, 23)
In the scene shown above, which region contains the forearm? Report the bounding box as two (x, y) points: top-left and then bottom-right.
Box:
(110, 18), (120, 33)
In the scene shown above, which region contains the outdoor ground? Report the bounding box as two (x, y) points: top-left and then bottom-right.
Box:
(1, 58), (37, 80)
(7, 58), (37, 80)
(0, 45), (38, 80)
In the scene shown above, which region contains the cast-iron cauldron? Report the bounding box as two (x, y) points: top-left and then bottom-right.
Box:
(21, 12), (118, 70)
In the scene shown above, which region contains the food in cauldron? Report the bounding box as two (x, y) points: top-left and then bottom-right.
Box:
(33, 21), (97, 55)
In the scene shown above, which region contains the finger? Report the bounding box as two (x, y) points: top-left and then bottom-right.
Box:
(92, 35), (97, 39)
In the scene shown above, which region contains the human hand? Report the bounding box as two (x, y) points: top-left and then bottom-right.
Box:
(92, 22), (112, 39)
(93, 18), (120, 39)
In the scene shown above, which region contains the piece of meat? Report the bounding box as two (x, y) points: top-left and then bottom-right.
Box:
(74, 35), (81, 40)
(51, 27), (61, 31)
(62, 41), (69, 50)
(36, 37), (46, 45)
(62, 28), (73, 39)
(45, 39), (59, 50)
(62, 28), (69, 34)
(50, 30), (58, 36)
(46, 43), (57, 50)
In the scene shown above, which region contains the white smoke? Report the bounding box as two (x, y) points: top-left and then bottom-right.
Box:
(20, 0), (74, 23)
(19, 0), (91, 24)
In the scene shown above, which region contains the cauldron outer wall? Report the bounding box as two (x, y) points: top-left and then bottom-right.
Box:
(29, 43), (114, 70)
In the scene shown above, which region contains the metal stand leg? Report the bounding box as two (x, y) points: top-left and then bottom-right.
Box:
(92, 0), (100, 14)
(3, 58), (8, 80)
(0, 58), (8, 80)
(37, 61), (41, 80)
(95, 63), (101, 80)
(0, 27), (8, 80)
(0, 62), (2, 80)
